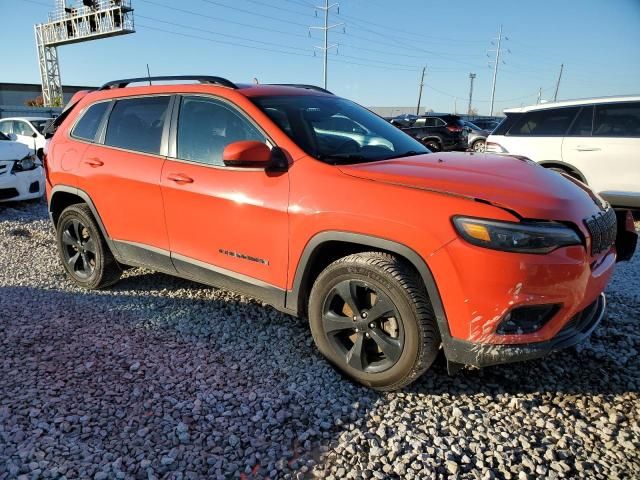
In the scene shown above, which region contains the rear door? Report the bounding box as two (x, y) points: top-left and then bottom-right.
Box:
(77, 95), (174, 269)
(562, 102), (640, 202)
(499, 107), (579, 162)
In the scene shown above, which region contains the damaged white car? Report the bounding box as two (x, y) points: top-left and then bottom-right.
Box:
(0, 131), (44, 202)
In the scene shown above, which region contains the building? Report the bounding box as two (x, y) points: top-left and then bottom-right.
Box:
(0, 82), (94, 118)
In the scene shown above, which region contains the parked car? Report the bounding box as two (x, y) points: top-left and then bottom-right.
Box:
(389, 113), (466, 151)
(470, 118), (501, 131)
(463, 120), (491, 152)
(0, 117), (49, 153)
(0, 131), (44, 202)
(487, 96), (640, 209)
(44, 76), (636, 390)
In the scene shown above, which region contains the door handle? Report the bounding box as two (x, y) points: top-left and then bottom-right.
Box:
(84, 157), (104, 167)
(167, 173), (194, 184)
(575, 146), (601, 152)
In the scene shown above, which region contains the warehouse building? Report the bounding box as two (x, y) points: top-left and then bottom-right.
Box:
(0, 82), (94, 118)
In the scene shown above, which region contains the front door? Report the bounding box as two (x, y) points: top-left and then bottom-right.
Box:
(161, 95), (289, 301)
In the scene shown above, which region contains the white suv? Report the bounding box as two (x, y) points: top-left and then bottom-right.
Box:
(486, 96), (640, 209)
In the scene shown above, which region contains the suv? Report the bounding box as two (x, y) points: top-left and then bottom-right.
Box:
(487, 96), (640, 209)
(389, 113), (465, 152)
(45, 76), (636, 390)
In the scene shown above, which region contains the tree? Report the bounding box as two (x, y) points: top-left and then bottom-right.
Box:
(25, 96), (44, 107)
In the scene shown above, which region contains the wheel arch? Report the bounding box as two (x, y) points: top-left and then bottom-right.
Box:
(286, 231), (450, 337)
(49, 185), (118, 255)
(538, 160), (588, 183)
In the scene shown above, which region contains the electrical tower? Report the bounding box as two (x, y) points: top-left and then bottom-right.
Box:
(35, 0), (135, 106)
(487, 25), (509, 117)
(467, 73), (476, 115)
(310, 0), (343, 89)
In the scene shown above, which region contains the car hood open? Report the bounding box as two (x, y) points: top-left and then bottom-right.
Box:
(338, 152), (604, 220)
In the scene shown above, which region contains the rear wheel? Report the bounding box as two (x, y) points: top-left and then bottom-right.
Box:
(423, 139), (441, 152)
(56, 204), (122, 289)
(471, 139), (486, 152)
(308, 252), (440, 390)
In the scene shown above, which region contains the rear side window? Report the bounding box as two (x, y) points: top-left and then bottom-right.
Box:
(105, 96), (170, 154)
(593, 103), (640, 137)
(509, 107), (579, 136)
(567, 106), (593, 136)
(71, 101), (109, 141)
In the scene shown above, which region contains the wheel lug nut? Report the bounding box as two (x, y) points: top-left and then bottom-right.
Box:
(369, 322), (375, 329)
(353, 316), (357, 321)
(362, 312), (368, 318)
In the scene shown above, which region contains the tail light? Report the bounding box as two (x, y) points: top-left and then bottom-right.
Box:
(446, 124), (463, 132)
(485, 142), (508, 153)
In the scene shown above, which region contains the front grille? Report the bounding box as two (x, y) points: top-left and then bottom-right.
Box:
(585, 207), (617, 256)
(0, 188), (19, 200)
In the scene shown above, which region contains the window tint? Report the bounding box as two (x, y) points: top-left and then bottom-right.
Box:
(509, 107), (579, 136)
(568, 106), (593, 136)
(594, 103), (640, 137)
(72, 101), (109, 141)
(177, 96), (266, 166)
(105, 96), (170, 154)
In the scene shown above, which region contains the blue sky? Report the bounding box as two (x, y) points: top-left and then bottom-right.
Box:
(3, 0), (640, 114)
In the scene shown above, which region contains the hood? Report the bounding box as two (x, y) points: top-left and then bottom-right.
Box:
(0, 140), (30, 161)
(338, 152), (603, 220)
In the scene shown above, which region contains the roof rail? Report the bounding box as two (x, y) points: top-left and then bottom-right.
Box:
(270, 84), (333, 95)
(99, 75), (238, 90)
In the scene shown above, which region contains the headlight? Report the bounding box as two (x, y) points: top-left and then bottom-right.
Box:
(453, 216), (581, 253)
(11, 154), (38, 173)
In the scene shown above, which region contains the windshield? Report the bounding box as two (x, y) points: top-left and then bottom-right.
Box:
(30, 120), (49, 134)
(251, 95), (429, 163)
(465, 121), (481, 130)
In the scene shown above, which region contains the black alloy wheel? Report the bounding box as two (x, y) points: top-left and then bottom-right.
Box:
(322, 279), (404, 374)
(60, 218), (97, 279)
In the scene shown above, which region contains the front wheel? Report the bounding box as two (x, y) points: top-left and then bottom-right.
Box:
(423, 139), (441, 152)
(308, 252), (441, 390)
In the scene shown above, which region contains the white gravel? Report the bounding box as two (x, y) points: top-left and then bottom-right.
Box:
(0, 199), (639, 479)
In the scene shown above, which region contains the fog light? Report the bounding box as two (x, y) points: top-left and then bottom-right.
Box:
(496, 304), (560, 335)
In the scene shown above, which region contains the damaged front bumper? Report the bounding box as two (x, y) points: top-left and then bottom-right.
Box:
(0, 164), (44, 202)
(444, 293), (606, 369)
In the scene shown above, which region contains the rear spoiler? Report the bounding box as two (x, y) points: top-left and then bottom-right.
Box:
(43, 90), (92, 139)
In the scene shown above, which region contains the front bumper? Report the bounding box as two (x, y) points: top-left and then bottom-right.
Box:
(0, 166), (44, 202)
(444, 293), (606, 367)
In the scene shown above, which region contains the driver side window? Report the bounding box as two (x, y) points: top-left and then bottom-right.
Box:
(177, 96), (266, 166)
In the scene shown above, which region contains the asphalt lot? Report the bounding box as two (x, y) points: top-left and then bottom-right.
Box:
(0, 198), (639, 479)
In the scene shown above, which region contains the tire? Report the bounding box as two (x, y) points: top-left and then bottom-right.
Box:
(423, 139), (441, 152)
(471, 139), (486, 153)
(308, 252), (441, 391)
(56, 203), (122, 289)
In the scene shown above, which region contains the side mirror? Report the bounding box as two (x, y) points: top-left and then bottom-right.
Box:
(222, 141), (289, 172)
(32, 132), (38, 138)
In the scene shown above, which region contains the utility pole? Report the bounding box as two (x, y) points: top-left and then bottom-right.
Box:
(488, 25), (508, 117)
(454, 97), (458, 115)
(310, 0), (342, 89)
(467, 73), (476, 115)
(553, 63), (564, 101)
(416, 66), (426, 115)
(537, 87), (542, 104)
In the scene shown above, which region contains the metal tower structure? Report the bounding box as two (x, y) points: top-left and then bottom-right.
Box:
(35, 0), (135, 106)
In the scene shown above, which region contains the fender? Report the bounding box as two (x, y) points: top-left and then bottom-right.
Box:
(538, 160), (588, 183)
(286, 231), (451, 338)
(49, 185), (120, 256)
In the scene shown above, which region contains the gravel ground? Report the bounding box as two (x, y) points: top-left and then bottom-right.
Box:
(0, 199), (639, 480)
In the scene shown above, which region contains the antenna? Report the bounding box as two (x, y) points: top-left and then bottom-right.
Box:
(35, 0), (135, 106)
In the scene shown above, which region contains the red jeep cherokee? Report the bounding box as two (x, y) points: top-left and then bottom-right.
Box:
(44, 76), (636, 390)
